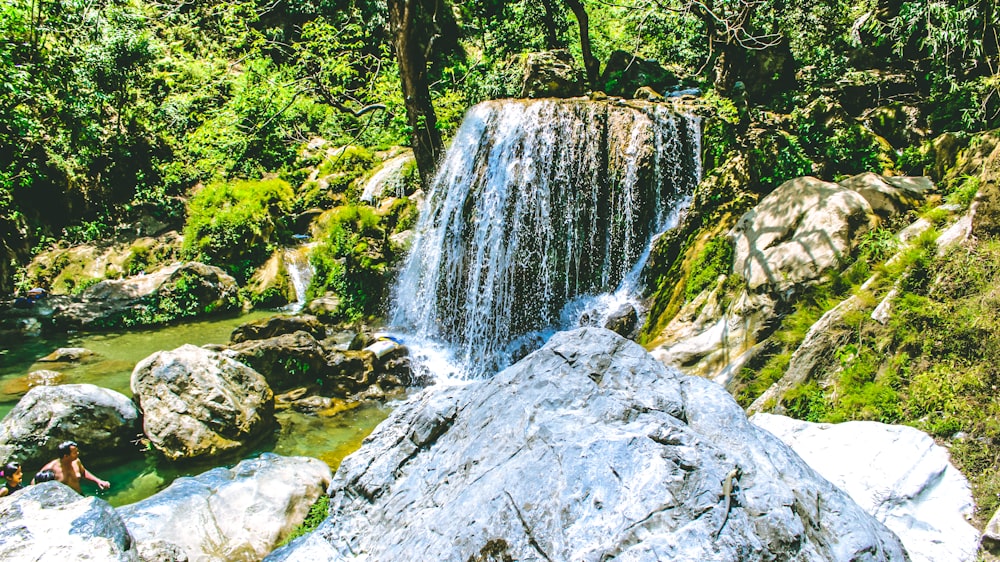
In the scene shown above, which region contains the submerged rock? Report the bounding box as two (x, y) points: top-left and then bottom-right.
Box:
(0, 481), (138, 561)
(0, 383), (140, 468)
(268, 327), (907, 561)
(118, 454), (330, 562)
(751, 413), (979, 562)
(131, 344), (274, 461)
(36, 347), (95, 363)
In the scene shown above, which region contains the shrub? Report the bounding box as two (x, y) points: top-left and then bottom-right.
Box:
(309, 205), (393, 321)
(182, 178), (294, 281)
(685, 236), (733, 301)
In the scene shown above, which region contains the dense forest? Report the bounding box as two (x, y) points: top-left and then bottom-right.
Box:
(1, 0), (997, 295)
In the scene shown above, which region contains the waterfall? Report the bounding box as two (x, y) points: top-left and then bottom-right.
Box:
(282, 243), (315, 312)
(390, 99), (701, 378)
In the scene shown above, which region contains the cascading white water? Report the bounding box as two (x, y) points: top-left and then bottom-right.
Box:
(282, 243), (315, 312)
(391, 99), (701, 378)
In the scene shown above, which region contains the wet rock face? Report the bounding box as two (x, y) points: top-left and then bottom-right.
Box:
(130, 344), (274, 461)
(118, 454), (331, 562)
(269, 327), (907, 562)
(0, 383), (140, 468)
(0, 481), (139, 561)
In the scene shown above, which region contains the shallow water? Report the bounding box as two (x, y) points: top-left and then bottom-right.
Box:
(0, 312), (393, 507)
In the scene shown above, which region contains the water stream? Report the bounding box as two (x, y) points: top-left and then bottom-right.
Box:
(0, 312), (392, 507)
(390, 99), (701, 379)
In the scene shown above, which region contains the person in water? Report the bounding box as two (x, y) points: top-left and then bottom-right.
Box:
(38, 441), (110, 493)
(0, 461), (24, 497)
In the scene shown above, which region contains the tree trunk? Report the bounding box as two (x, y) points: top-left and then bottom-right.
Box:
(539, 0), (563, 50)
(564, 0), (600, 89)
(387, 0), (444, 188)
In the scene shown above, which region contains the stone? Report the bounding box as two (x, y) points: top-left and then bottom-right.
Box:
(118, 454), (330, 562)
(731, 176), (877, 293)
(131, 344), (274, 461)
(603, 303), (637, 337)
(599, 50), (679, 98)
(838, 172), (930, 221)
(231, 314), (326, 343)
(983, 507), (1000, 556)
(268, 327), (907, 561)
(244, 252), (296, 310)
(0, 481), (139, 561)
(0, 383), (140, 468)
(751, 413), (980, 562)
(0, 369), (64, 395)
(519, 50), (585, 98)
(50, 262), (240, 330)
(306, 295), (342, 323)
(225, 331), (331, 392)
(36, 347), (95, 362)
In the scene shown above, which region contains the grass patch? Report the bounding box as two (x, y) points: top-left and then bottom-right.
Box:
(278, 494), (330, 547)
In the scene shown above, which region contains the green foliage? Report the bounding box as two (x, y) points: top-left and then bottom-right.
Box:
(182, 178), (294, 281)
(279, 494), (330, 547)
(944, 175), (980, 209)
(309, 204), (393, 321)
(748, 130), (812, 189)
(685, 236), (733, 301)
(758, 236), (1000, 521)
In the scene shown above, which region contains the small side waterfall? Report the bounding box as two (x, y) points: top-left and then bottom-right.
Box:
(282, 244), (315, 312)
(391, 99), (701, 377)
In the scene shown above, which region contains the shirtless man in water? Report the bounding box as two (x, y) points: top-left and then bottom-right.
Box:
(37, 441), (110, 493)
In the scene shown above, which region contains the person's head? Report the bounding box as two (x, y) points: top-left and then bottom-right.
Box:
(57, 441), (79, 459)
(1, 462), (22, 486)
(33, 469), (56, 483)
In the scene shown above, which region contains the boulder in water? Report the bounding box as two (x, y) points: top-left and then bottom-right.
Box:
(603, 303), (638, 337)
(751, 413), (980, 562)
(0, 481), (139, 561)
(36, 347), (95, 363)
(50, 262), (240, 330)
(0, 383), (140, 468)
(131, 344), (274, 461)
(231, 314), (326, 343)
(117, 453), (330, 562)
(268, 327), (907, 561)
(225, 331), (331, 392)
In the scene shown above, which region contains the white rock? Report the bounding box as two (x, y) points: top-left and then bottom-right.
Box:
(118, 453), (331, 562)
(751, 413), (980, 562)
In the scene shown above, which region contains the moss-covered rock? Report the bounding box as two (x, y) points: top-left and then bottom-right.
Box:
(23, 232), (182, 295)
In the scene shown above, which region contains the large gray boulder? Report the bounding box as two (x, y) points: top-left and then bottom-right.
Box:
(131, 344), (274, 461)
(651, 173), (928, 383)
(732, 176), (877, 293)
(0, 481), (138, 561)
(0, 383), (140, 467)
(267, 327), (907, 561)
(118, 454), (331, 562)
(50, 262), (240, 330)
(751, 414), (979, 562)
